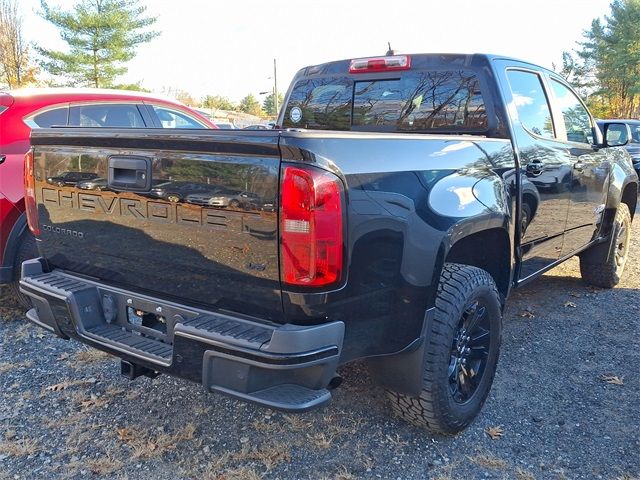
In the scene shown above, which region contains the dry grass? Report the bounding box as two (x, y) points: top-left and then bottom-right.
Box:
(42, 412), (87, 429)
(282, 414), (312, 431)
(205, 467), (263, 480)
(616, 474), (640, 480)
(335, 466), (357, 480)
(71, 391), (110, 411)
(307, 432), (334, 450)
(12, 324), (32, 342)
(71, 347), (113, 367)
(0, 360), (33, 374)
(468, 453), (508, 470)
(87, 454), (124, 476)
(515, 467), (536, 480)
(117, 424), (197, 459)
(197, 442), (291, 479)
(0, 436), (40, 457)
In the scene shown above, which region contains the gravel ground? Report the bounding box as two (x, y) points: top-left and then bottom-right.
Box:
(1, 219), (639, 480)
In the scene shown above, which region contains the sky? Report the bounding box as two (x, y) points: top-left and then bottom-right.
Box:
(18, 0), (613, 103)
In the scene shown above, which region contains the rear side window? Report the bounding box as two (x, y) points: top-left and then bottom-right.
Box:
(282, 70), (488, 132)
(29, 107), (69, 127)
(506, 70), (554, 139)
(69, 104), (145, 127)
(151, 105), (207, 129)
(0, 106), (7, 115)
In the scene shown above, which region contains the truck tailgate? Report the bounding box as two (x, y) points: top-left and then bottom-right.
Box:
(30, 129), (283, 321)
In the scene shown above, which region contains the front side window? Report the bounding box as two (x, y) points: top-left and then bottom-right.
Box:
(69, 104), (145, 127)
(549, 79), (593, 144)
(151, 106), (207, 129)
(28, 107), (69, 128)
(506, 70), (554, 139)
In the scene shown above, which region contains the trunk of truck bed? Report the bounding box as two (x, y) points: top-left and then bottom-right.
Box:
(30, 129), (283, 321)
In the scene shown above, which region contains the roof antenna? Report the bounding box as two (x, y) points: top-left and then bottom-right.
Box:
(386, 42), (395, 56)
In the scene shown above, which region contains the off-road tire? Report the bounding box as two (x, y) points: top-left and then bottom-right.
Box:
(7, 232), (37, 309)
(579, 203), (631, 288)
(386, 263), (502, 434)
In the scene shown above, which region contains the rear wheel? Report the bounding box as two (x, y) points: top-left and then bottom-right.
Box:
(386, 263), (502, 434)
(7, 232), (37, 309)
(579, 203), (631, 288)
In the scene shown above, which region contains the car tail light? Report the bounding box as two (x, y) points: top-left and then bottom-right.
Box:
(280, 165), (344, 287)
(24, 150), (40, 236)
(349, 55), (411, 74)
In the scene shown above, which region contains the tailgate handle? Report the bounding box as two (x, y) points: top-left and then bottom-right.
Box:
(108, 156), (152, 192)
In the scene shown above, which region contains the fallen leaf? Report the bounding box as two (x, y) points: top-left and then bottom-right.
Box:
(564, 301), (577, 308)
(519, 309), (535, 319)
(45, 382), (71, 392)
(485, 425), (504, 440)
(600, 374), (624, 385)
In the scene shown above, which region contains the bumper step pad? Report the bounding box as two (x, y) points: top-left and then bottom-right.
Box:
(85, 324), (172, 362)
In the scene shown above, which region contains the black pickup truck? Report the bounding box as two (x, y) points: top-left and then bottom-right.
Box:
(20, 53), (637, 434)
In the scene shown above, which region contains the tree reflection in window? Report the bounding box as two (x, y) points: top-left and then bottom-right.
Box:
(506, 70), (555, 139)
(353, 71), (488, 131)
(550, 79), (592, 145)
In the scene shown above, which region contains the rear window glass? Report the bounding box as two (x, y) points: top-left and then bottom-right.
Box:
(69, 104), (145, 127)
(282, 70), (488, 132)
(282, 77), (352, 130)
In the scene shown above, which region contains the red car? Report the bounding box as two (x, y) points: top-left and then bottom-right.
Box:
(0, 88), (216, 306)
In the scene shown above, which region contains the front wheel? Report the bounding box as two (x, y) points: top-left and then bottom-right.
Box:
(386, 263), (502, 434)
(579, 203), (631, 288)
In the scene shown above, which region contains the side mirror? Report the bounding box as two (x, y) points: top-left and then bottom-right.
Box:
(603, 122), (630, 147)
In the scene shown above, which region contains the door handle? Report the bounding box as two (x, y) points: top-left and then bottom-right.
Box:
(108, 156), (152, 192)
(0, 155), (6, 165)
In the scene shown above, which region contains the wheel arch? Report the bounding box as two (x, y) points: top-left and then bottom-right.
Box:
(444, 226), (513, 302)
(621, 181), (637, 221)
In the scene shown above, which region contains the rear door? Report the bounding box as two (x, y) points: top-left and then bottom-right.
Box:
(31, 129), (283, 321)
(500, 66), (573, 280)
(546, 77), (610, 255)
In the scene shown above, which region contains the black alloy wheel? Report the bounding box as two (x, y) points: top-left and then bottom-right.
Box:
(448, 301), (490, 404)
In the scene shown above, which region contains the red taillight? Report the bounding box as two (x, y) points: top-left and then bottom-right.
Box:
(349, 55), (411, 74)
(24, 150), (40, 236)
(280, 165), (344, 287)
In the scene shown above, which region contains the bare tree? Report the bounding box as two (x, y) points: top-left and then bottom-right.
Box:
(0, 0), (36, 88)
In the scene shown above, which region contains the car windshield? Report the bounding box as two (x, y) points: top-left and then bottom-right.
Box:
(282, 69), (488, 133)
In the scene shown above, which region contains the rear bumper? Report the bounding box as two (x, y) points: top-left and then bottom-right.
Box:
(20, 258), (344, 412)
